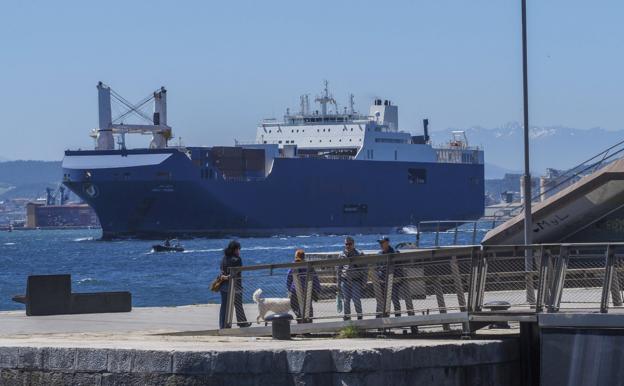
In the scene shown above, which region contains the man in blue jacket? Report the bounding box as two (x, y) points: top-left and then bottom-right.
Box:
(338, 236), (365, 320)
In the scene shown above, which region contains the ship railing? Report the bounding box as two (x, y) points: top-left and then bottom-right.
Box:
(435, 148), (482, 164)
(295, 154), (355, 160)
(222, 176), (267, 182)
(407, 219), (507, 248)
(222, 242), (624, 335)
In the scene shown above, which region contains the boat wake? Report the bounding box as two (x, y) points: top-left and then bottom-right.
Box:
(73, 237), (95, 242)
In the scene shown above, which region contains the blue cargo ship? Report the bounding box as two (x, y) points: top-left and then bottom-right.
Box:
(62, 82), (484, 239)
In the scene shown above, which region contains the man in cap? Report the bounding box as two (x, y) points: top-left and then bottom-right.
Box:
(375, 237), (415, 321)
(338, 236), (365, 320)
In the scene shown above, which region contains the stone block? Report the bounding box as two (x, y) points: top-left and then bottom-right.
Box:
(331, 349), (381, 373)
(131, 350), (172, 373)
(211, 350), (249, 374)
(286, 350), (333, 374)
(0, 347), (19, 368)
(246, 350), (282, 374)
(377, 347), (413, 371)
(75, 348), (108, 372)
(172, 351), (213, 375)
(43, 347), (76, 371)
(0, 369), (22, 386)
(17, 347), (43, 369)
(106, 349), (133, 373)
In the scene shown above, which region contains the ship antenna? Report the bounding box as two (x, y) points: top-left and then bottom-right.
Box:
(315, 80), (336, 116)
(349, 93), (355, 114)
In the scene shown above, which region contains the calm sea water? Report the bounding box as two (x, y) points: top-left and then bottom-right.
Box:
(0, 228), (486, 311)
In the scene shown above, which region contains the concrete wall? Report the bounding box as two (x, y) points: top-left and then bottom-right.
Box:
(0, 340), (520, 385)
(541, 328), (624, 386)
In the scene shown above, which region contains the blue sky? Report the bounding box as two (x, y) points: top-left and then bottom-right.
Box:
(1, 0), (623, 160)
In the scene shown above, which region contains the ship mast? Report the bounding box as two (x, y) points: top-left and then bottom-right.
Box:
(315, 80), (336, 115)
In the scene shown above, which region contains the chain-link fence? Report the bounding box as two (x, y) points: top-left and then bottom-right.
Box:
(223, 243), (624, 330)
(224, 247), (476, 327)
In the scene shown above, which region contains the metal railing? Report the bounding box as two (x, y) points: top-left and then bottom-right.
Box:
(404, 219), (507, 248)
(493, 138), (624, 217)
(223, 242), (624, 330)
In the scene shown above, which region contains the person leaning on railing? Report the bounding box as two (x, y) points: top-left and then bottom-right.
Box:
(338, 236), (365, 321)
(286, 249), (321, 323)
(218, 240), (252, 329)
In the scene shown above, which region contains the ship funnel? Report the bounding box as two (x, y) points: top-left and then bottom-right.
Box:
(423, 119), (430, 142)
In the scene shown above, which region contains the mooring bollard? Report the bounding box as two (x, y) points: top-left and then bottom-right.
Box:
(484, 300), (511, 329)
(265, 313), (293, 340)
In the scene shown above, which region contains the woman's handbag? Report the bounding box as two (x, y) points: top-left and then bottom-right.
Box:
(210, 275), (226, 292)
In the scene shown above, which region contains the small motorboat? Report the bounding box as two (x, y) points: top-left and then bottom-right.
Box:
(152, 240), (184, 253)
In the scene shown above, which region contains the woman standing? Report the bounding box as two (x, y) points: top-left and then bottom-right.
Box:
(219, 240), (251, 329)
(286, 249), (320, 323)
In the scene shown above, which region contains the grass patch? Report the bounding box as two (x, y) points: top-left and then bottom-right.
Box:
(336, 324), (361, 339)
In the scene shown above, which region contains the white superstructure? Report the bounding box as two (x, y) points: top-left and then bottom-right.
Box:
(253, 81), (479, 163)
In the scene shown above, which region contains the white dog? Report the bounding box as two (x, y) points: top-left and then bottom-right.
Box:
(252, 288), (292, 323)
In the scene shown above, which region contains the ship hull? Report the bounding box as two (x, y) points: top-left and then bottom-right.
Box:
(63, 149), (484, 239)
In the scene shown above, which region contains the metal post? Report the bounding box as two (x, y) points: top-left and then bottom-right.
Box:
(547, 247), (568, 313)
(476, 250), (489, 312)
(435, 222), (440, 247)
(303, 263), (314, 321)
(450, 256), (466, 312)
(434, 277), (450, 331)
(521, 0), (534, 305)
(472, 221), (478, 245)
(535, 246), (548, 312)
(467, 248), (480, 312)
(525, 246), (536, 304)
(383, 256), (394, 317)
(611, 258), (623, 307)
(453, 225), (459, 246)
(601, 245), (615, 313)
(225, 271), (237, 328)
(416, 225), (421, 248)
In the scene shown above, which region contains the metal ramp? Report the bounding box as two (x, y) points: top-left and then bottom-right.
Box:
(166, 313), (469, 338)
(483, 158), (624, 245)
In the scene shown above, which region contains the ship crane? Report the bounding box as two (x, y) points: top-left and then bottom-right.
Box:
(91, 82), (172, 150)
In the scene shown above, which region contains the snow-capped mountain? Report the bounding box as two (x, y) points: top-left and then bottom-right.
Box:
(430, 123), (624, 177)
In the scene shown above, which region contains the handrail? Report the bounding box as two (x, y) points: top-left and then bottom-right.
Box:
(414, 219), (507, 247)
(223, 242), (624, 329)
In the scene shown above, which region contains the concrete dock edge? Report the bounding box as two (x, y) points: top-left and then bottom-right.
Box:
(0, 339), (520, 385)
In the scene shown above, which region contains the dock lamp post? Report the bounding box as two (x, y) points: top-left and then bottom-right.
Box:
(521, 0), (535, 303)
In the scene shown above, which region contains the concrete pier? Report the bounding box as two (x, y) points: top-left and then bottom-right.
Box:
(0, 306), (521, 385)
(0, 337), (520, 385)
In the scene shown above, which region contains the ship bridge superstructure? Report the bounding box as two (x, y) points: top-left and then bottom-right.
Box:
(254, 81), (482, 164)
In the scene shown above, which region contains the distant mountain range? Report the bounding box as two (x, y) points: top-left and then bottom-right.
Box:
(0, 160), (61, 199)
(431, 123), (624, 178)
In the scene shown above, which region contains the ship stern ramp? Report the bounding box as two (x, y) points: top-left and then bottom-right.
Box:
(482, 158), (624, 245)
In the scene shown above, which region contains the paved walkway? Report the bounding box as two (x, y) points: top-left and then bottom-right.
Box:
(0, 304), (222, 336)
